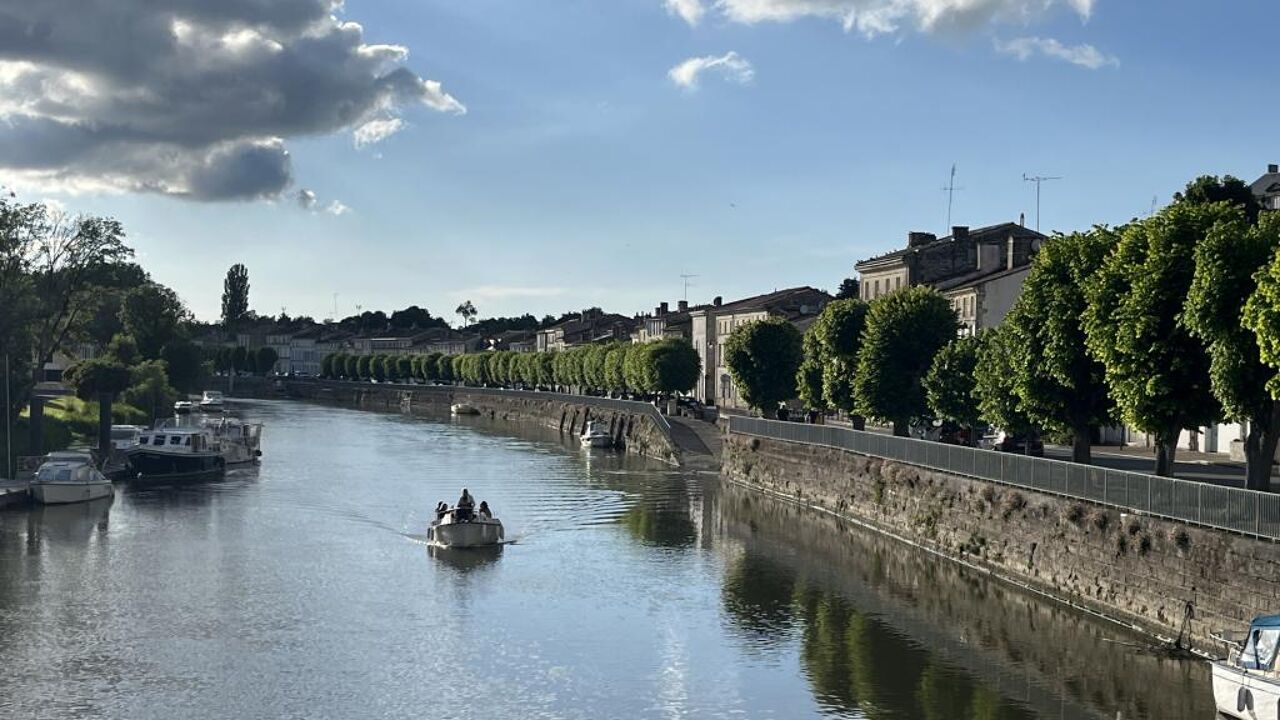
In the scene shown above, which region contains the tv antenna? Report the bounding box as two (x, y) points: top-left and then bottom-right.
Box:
(679, 272), (700, 302)
(331, 293), (339, 320)
(942, 163), (963, 230)
(1022, 173), (1062, 232)
(1149, 195), (1159, 217)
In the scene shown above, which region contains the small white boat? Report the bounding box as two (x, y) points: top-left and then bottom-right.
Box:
(1211, 615), (1280, 720)
(31, 452), (114, 505)
(427, 512), (504, 548)
(581, 420), (612, 448)
(174, 400), (195, 414)
(198, 390), (225, 413)
(205, 417), (263, 465)
(110, 425), (144, 452)
(450, 403), (480, 416)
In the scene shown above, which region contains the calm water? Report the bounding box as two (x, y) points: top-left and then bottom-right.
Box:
(0, 400), (1215, 719)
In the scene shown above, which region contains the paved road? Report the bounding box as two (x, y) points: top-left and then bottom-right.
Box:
(1040, 444), (1269, 488)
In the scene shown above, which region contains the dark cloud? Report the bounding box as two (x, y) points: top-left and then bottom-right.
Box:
(0, 0), (464, 200)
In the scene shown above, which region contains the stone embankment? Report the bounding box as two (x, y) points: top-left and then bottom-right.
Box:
(278, 379), (682, 465)
(723, 430), (1280, 651)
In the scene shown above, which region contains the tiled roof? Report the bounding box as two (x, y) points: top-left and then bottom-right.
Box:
(935, 264), (1030, 292)
(713, 286), (831, 314)
(856, 222), (1046, 269)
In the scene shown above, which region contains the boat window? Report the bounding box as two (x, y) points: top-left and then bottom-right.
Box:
(169, 435), (183, 445)
(1241, 628), (1280, 670)
(184, 436), (192, 446)
(154, 435), (166, 446)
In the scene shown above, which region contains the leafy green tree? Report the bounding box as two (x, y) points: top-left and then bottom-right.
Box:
(623, 343), (654, 395)
(796, 329), (827, 412)
(369, 354), (386, 382)
(65, 358), (132, 401)
(0, 200), (38, 446)
(534, 352), (555, 388)
(221, 263), (250, 330)
(724, 318), (803, 414)
(450, 355), (465, 384)
(162, 341), (205, 393)
(408, 356), (422, 383)
(604, 345), (627, 394)
(321, 353), (336, 379)
(106, 333), (139, 366)
(231, 346), (249, 375)
(854, 287), (957, 436)
(256, 347), (279, 375)
(1083, 203), (1227, 476)
(356, 354), (374, 380)
(455, 300), (477, 327)
(923, 335), (983, 442)
(974, 325), (1035, 436)
(835, 277), (859, 300)
(435, 354), (454, 383)
(1218, 211), (1280, 488)
(582, 344), (609, 390)
(1003, 229), (1116, 463)
(122, 359), (180, 423)
(120, 282), (190, 359)
(1174, 175), (1261, 223)
(344, 354), (360, 380)
(648, 339), (700, 394)
(811, 299), (870, 428)
(423, 352), (442, 383)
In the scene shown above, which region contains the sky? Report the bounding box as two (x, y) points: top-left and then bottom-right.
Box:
(2, 0), (1278, 323)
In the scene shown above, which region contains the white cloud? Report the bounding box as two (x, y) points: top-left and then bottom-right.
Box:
(353, 118), (406, 148)
(668, 52), (755, 90)
(453, 286), (569, 302)
(297, 189), (318, 210)
(325, 200), (352, 216)
(0, 0), (465, 201)
(699, 0), (1097, 38)
(995, 36), (1118, 69)
(665, 0), (708, 25)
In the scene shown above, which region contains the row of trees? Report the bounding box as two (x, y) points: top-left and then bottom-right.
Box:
(319, 338), (701, 396)
(726, 176), (1280, 485)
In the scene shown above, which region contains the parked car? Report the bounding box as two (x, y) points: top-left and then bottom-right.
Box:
(991, 431), (1044, 456)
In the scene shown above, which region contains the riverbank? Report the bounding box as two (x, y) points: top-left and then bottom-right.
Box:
(721, 423), (1280, 652)
(275, 379), (685, 465)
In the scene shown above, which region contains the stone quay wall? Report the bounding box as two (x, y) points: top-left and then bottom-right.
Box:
(278, 379), (680, 465)
(723, 431), (1280, 651)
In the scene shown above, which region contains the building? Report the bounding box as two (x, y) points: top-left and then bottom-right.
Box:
(485, 330), (536, 353)
(937, 264), (1033, 336)
(410, 328), (483, 356)
(688, 287), (832, 410)
(1252, 163), (1280, 211)
(288, 326), (352, 376)
(631, 300), (707, 344)
(535, 309), (636, 352)
(855, 222), (1045, 302)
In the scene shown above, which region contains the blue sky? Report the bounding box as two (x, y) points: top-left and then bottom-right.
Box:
(6, 0), (1279, 322)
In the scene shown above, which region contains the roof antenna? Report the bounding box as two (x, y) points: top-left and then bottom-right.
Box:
(942, 163), (962, 230)
(1022, 173), (1062, 232)
(680, 272), (699, 302)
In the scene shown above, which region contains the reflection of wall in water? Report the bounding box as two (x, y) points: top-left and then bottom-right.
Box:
(712, 482), (1215, 720)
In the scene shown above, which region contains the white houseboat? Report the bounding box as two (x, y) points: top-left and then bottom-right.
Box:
(31, 451), (114, 505)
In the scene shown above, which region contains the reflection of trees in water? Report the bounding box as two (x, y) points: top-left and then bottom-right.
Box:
(621, 505), (696, 547)
(723, 550), (1032, 720)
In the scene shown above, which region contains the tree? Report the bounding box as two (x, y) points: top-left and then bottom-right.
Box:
(854, 287), (957, 436)
(27, 207), (132, 387)
(796, 329), (827, 411)
(256, 347), (279, 375)
(1083, 203), (1228, 476)
(231, 346), (249, 375)
(604, 345), (627, 394)
(811, 299), (870, 428)
(435, 354), (454, 383)
(344, 354), (360, 380)
(106, 333), (140, 366)
(423, 352), (442, 383)
(389, 306), (446, 330)
(623, 343), (653, 395)
(1174, 175), (1261, 223)
(835, 277), (859, 300)
(648, 339), (700, 395)
(1220, 211), (1280, 489)
(65, 358), (132, 401)
(121, 282), (190, 359)
(321, 353), (336, 379)
(923, 335), (983, 442)
(974, 326), (1035, 437)
(723, 318), (803, 414)
(533, 352), (555, 388)
(1002, 229), (1117, 463)
(122, 360), (180, 423)
(162, 341), (205, 394)
(455, 300), (477, 327)
(357, 354), (374, 380)
(222, 263), (250, 330)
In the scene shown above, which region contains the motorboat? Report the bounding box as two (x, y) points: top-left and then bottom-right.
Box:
(1211, 615), (1280, 719)
(30, 451), (114, 505)
(127, 426), (226, 484)
(450, 403), (480, 416)
(206, 417), (263, 465)
(580, 420), (612, 448)
(174, 400), (195, 414)
(198, 390), (225, 413)
(110, 425), (144, 452)
(427, 510), (504, 549)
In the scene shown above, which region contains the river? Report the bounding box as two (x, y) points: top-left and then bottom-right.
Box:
(0, 399), (1215, 719)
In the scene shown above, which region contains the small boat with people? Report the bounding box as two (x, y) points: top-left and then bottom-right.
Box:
(198, 390), (225, 413)
(427, 488), (504, 548)
(450, 403), (480, 416)
(1211, 614), (1280, 720)
(580, 420), (612, 448)
(30, 451), (114, 505)
(127, 426), (226, 484)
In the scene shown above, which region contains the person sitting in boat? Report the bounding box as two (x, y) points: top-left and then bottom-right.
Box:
(478, 501), (492, 520)
(435, 501), (449, 521)
(456, 488), (475, 521)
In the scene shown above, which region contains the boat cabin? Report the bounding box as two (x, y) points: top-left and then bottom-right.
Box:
(136, 428), (217, 454)
(1240, 616), (1280, 673)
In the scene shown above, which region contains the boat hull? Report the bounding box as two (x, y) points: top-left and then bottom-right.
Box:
(1212, 661), (1280, 720)
(127, 450), (225, 485)
(31, 481), (113, 505)
(451, 404), (480, 416)
(581, 434), (612, 448)
(428, 518), (504, 548)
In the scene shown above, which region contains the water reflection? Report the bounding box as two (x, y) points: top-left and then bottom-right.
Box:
(427, 544), (503, 574)
(27, 496), (113, 548)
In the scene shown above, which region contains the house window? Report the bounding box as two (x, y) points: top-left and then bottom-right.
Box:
(895, 276), (901, 290)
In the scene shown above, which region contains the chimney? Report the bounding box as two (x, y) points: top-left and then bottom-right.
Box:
(713, 296), (722, 307)
(678, 300), (688, 312)
(907, 231), (936, 248)
(1007, 236), (1016, 271)
(1019, 212), (1025, 227)
(659, 301), (669, 316)
(1270, 163), (1279, 174)
(951, 226), (969, 241)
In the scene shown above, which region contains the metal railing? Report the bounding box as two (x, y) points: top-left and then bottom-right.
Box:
(729, 416), (1280, 541)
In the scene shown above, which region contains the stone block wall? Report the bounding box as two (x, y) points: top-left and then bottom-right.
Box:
(723, 432), (1280, 650)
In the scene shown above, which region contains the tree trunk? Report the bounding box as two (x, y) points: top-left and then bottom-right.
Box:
(892, 419), (909, 437)
(27, 396), (44, 458)
(850, 415), (866, 432)
(1154, 425), (1179, 477)
(1072, 425), (1092, 464)
(1244, 403), (1280, 491)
